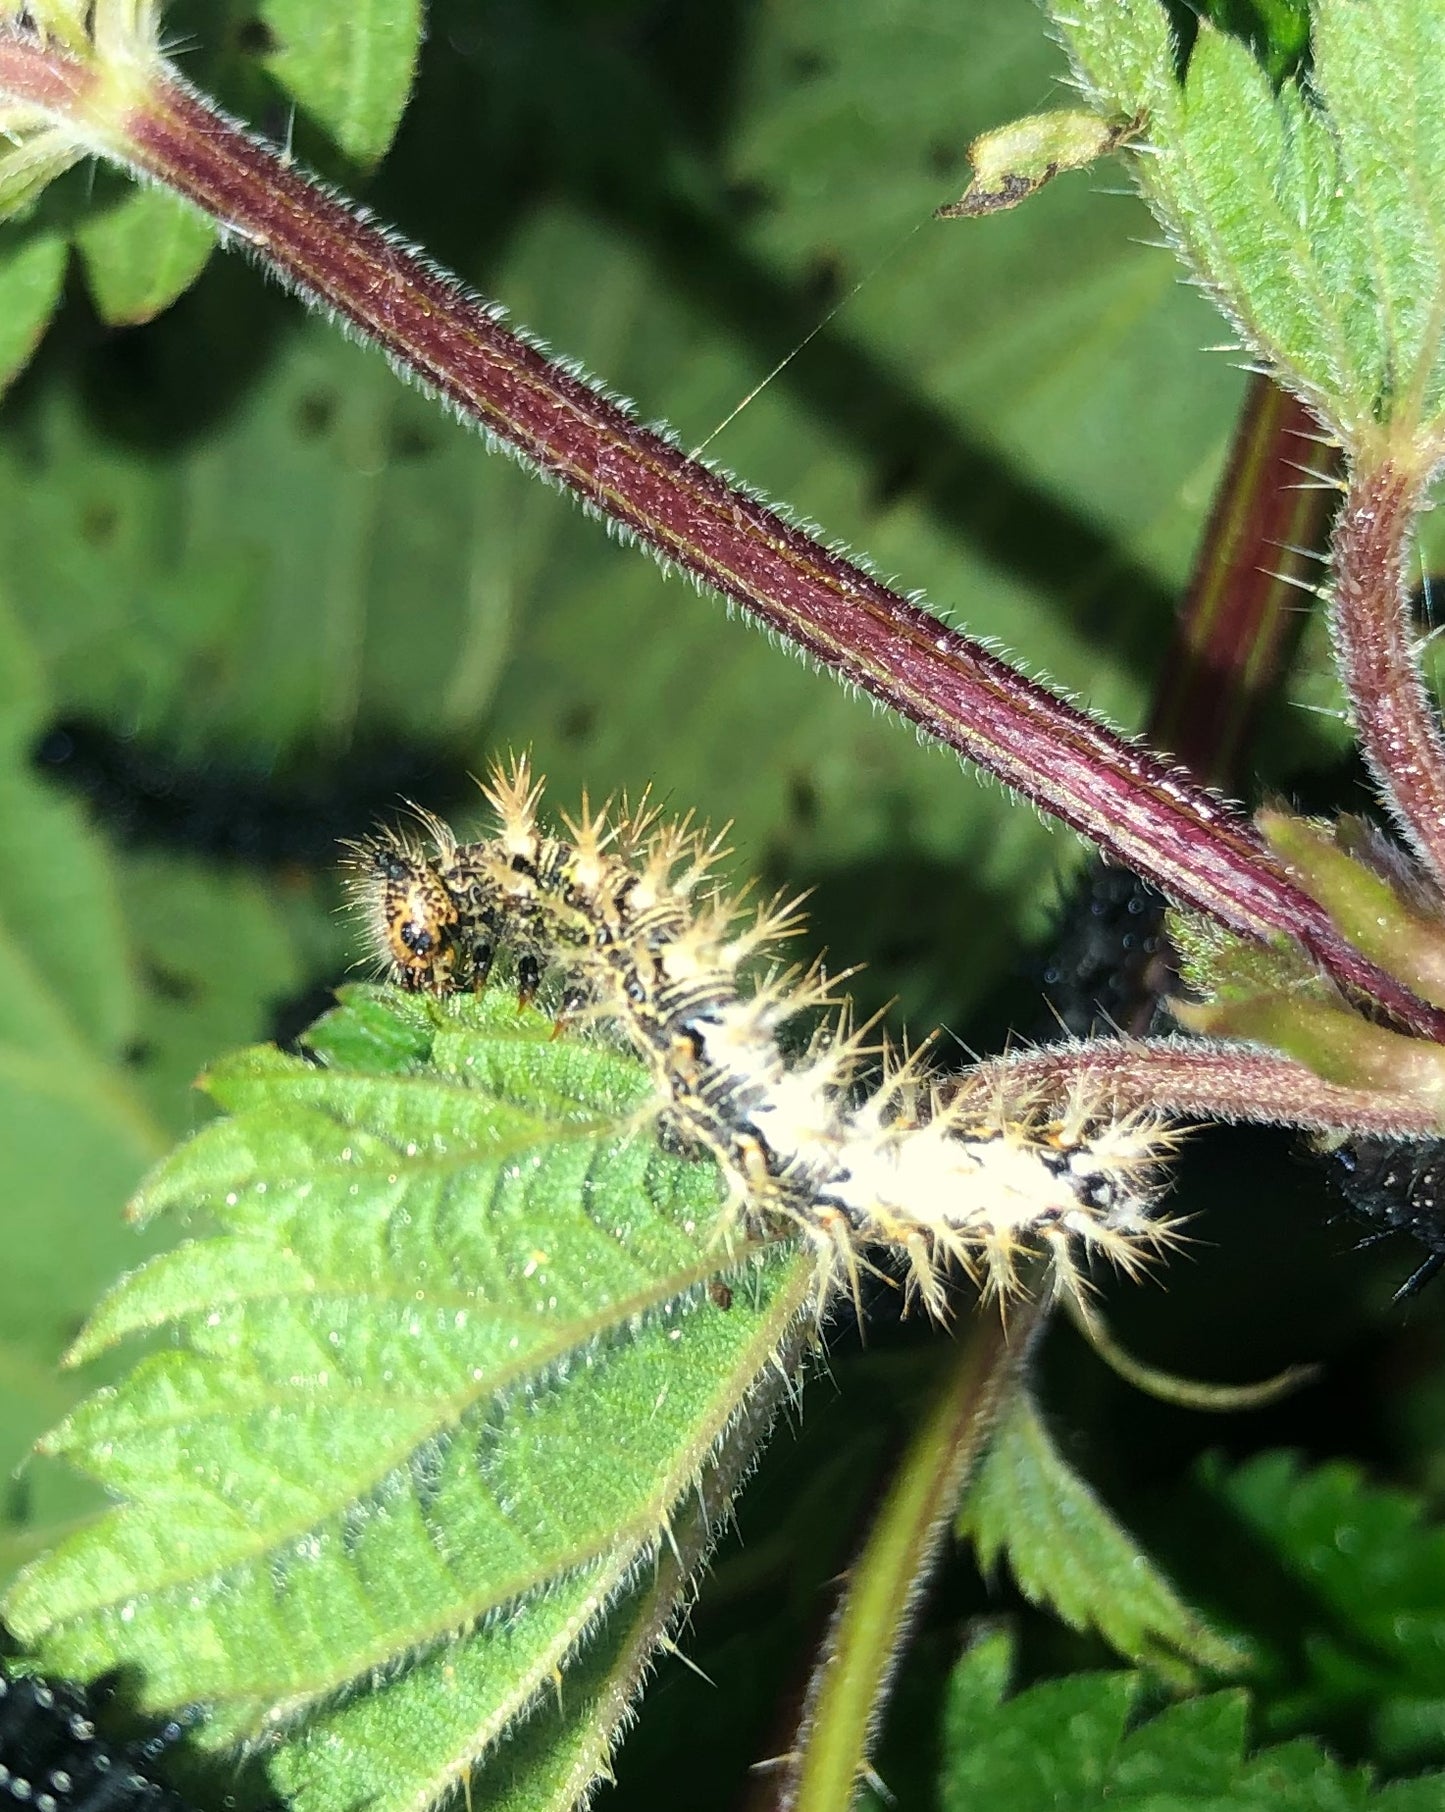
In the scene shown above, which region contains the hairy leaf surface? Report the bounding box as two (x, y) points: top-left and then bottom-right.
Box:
(958, 1388), (1240, 1677)
(1054, 0), (1445, 456)
(5, 986), (812, 1805)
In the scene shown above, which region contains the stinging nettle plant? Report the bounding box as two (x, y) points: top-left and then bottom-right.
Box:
(5, 0), (1445, 1807)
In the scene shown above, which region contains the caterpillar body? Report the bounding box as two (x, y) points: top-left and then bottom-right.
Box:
(343, 758), (1182, 1318)
(1324, 1136), (1445, 1299)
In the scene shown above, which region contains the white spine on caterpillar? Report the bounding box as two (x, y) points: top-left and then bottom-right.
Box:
(342, 756), (1184, 1319)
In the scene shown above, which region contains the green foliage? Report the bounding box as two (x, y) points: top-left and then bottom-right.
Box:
(1198, 0), (1312, 82)
(1189, 1454), (1445, 1770)
(939, 1630), (1445, 1810)
(0, 0), (1236, 1603)
(957, 1388), (1241, 1678)
(74, 185), (215, 327)
(256, 0), (424, 167)
(1168, 907), (1325, 1006)
(0, 229), (67, 387)
(1172, 882), (1445, 1106)
(0, 306), (556, 759)
(1055, 0), (1445, 462)
(3, 2), (1445, 1807)
(0, 0), (423, 357)
(4, 986), (812, 1807)
(0, 588), (166, 1540)
(0, 136), (82, 226)
(275, 1442), (734, 1812)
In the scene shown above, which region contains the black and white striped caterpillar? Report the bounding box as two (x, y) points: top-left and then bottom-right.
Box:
(342, 758), (1183, 1318)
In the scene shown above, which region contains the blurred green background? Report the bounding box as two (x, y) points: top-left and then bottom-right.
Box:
(4, 1), (1444, 1805)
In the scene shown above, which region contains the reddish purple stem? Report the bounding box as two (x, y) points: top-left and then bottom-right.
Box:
(958, 1039), (1442, 1138)
(1330, 461), (1445, 890)
(3, 31), (1443, 1038)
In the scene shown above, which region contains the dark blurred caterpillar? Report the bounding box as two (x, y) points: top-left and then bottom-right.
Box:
(1043, 855), (1445, 1299)
(0, 1663), (196, 1812)
(31, 716), (476, 866)
(1320, 1138), (1445, 1300)
(1036, 857), (1170, 1040)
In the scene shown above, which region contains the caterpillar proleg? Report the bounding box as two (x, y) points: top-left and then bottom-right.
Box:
(342, 758), (1183, 1318)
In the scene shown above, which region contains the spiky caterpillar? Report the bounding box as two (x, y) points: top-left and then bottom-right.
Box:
(342, 758), (1182, 1317)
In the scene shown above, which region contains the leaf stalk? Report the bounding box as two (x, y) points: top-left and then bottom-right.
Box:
(957, 1038), (1444, 1139)
(766, 1303), (1045, 1812)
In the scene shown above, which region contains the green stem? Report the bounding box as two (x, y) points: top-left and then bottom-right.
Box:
(773, 1302), (1045, 1811)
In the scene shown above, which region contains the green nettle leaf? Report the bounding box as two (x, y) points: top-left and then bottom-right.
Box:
(3, 986), (814, 1811)
(0, 590), (166, 1560)
(0, 228), (67, 394)
(1171, 889), (1445, 1108)
(957, 1390), (1241, 1678)
(939, 1631), (1445, 1809)
(1194, 1453), (1445, 1769)
(258, 0), (425, 167)
(0, 0), (418, 374)
(75, 185), (217, 327)
(275, 1407), (752, 1812)
(1201, 0), (1311, 82)
(1168, 906), (1328, 1005)
(1053, 0), (1445, 460)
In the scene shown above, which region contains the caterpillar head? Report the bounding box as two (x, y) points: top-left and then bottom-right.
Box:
(341, 815), (466, 992)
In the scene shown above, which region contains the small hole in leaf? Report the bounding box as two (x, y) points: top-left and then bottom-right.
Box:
(236, 17), (280, 56)
(296, 391), (337, 437)
(389, 422), (436, 460)
(560, 702), (596, 745)
(81, 501), (119, 546)
(801, 251), (846, 312)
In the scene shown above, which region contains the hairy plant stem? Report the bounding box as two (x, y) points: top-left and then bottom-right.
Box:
(959, 1038), (1443, 1138)
(1047, 381), (1341, 1043)
(1330, 459), (1445, 890)
(1146, 378), (1338, 787)
(1, 30), (1440, 1038)
(764, 1301), (1044, 1812)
